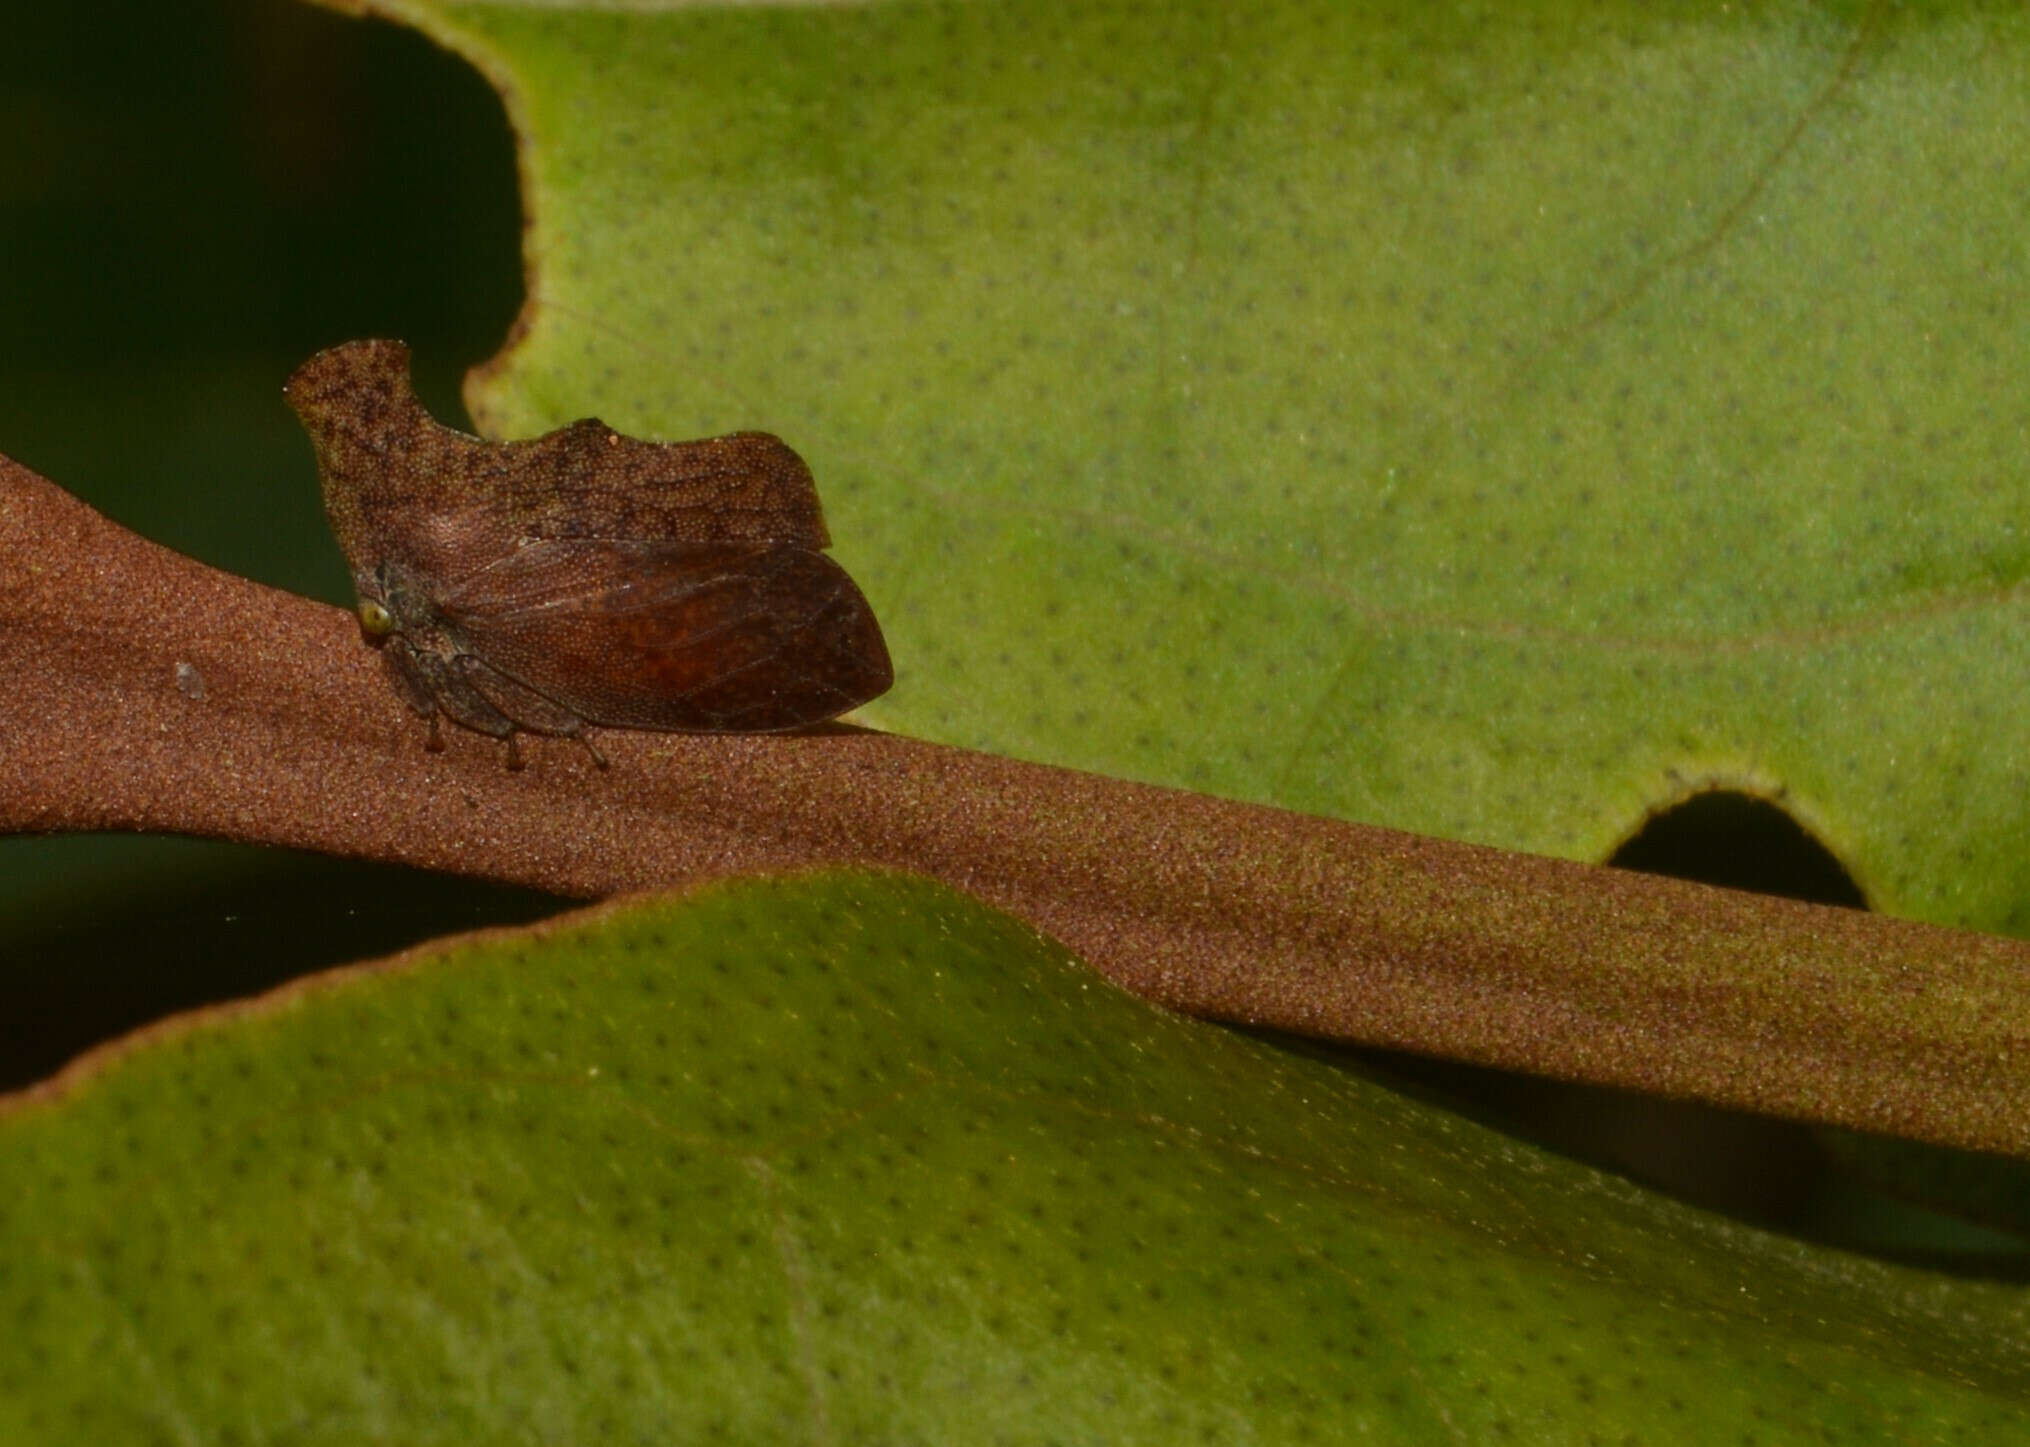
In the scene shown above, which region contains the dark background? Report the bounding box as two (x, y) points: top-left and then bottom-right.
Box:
(0, 0), (564, 1091)
(2, 0), (2017, 1270)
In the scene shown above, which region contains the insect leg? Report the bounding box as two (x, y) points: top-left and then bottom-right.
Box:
(380, 638), (442, 716)
(452, 653), (605, 770)
(392, 641), (519, 761)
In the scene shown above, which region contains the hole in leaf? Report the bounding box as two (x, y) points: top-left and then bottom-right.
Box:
(1461, 790), (1864, 1231)
(1347, 791), (2028, 1271)
(1607, 789), (1866, 908)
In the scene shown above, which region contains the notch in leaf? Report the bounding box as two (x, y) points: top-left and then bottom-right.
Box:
(285, 340), (892, 769)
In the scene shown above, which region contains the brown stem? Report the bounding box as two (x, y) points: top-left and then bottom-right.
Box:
(5, 453), (2028, 1156)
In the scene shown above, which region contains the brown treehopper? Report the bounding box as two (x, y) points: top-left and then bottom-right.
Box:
(285, 340), (892, 769)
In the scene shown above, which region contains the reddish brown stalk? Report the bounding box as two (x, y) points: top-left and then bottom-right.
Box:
(4, 453), (2027, 1156)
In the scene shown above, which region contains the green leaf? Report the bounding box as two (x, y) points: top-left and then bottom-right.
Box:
(393, 0), (2030, 929)
(4, 871), (2024, 1442)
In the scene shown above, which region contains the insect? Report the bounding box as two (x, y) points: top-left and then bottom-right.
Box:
(284, 339), (892, 768)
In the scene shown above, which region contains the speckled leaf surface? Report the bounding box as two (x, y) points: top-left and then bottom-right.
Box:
(4, 872), (2025, 1442)
(358, 0), (2030, 929)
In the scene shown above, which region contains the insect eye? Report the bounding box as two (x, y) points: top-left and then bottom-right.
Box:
(358, 600), (397, 638)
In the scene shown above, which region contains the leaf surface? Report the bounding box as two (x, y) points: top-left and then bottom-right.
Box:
(382, 0), (2030, 926)
(4, 872), (2025, 1442)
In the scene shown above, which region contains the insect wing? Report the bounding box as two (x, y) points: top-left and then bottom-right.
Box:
(438, 538), (892, 732)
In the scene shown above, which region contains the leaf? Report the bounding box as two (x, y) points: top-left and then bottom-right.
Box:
(4, 871), (2025, 1442)
(381, 0), (2030, 929)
